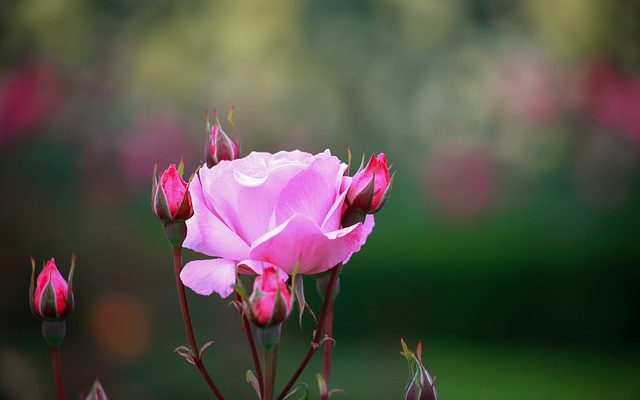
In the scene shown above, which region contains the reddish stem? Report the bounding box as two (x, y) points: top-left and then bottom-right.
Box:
(322, 300), (335, 399)
(276, 264), (342, 400)
(172, 247), (225, 400)
(237, 293), (264, 396)
(49, 347), (65, 400)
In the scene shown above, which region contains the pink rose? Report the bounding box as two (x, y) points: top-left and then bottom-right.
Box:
(249, 266), (292, 327)
(180, 150), (375, 298)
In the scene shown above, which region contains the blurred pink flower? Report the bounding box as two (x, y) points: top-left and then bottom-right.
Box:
(119, 113), (193, 185)
(586, 64), (640, 143)
(180, 150), (374, 298)
(499, 52), (559, 124)
(425, 146), (497, 219)
(0, 62), (63, 142)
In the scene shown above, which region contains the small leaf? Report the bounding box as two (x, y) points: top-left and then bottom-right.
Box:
(305, 302), (318, 324)
(234, 279), (248, 300)
(174, 345), (195, 365)
(229, 299), (243, 313)
(293, 274), (305, 329)
(245, 370), (262, 399)
(283, 383), (310, 400)
(316, 374), (328, 397)
(199, 340), (216, 358)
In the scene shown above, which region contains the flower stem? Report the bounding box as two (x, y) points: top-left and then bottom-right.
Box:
(49, 346), (65, 400)
(262, 342), (280, 400)
(237, 293), (264, 396)
(321, 299), (335, 400)
(172, 247), (225, 400)
(276, 264), (342, 400)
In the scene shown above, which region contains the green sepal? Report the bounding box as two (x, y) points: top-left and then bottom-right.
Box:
(163, 221), (187, 249)
(62, 252), (76, 318)
(349, 167), (376, 210)
(256, 323), (282, 351)
(42, 320), (66, 347)
(151, 163), (158, 211)
(29, 257), (37, 316)
(245, 370), (261, 399)
(316, 373), (328, 398)
(291, 262), (316, 328)
(283, 383), (310, 400)
(177, 158), (185, 177)
(40, 279), (59, 319)
(371, 171), (395, 214)
(341, 208), (366, 227)
(345, 145), (352, 176)
(234, 277), (249, 302)
(400, 338), (438, 400)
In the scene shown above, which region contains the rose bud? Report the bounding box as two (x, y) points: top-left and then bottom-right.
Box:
(152, 162), (194, 224)
(30, 257), (74, 321)
(83, 378), (108, 400)
(401, 339), (438, 400)
(204, 109), (240, 168)
(347, 153), (392, 214)
(249, 267), (292, 328)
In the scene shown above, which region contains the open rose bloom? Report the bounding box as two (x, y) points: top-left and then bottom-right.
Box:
(180, 150), (375, 297)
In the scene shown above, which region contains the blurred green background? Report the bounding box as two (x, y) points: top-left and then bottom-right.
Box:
(1, 0), (640, 399)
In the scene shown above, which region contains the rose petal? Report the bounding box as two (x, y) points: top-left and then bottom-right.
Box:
(198, 151), (315, 244)
(180, 258), (237, 298)
(237, 259), (290, 280)
(184, 173), (250, 260)
(160, 164), (187, 217)
(275, 155), (343, 227)
(320, 190), (348, 232)
(249, 214), (371, 275)
(342, 214), (375, 264)
(34, 258), (68, 314)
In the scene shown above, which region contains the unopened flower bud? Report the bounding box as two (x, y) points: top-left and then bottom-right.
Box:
(83, 378), (108, 400)
(401, 339), (438, 400)
(152, 163), (193, 248)
(30, 257), (74, 320)
(347, 153), (392, 214)
(152, 163), (194, 224)
(249, 267), (292, 328)
(204, 109), (240, 167)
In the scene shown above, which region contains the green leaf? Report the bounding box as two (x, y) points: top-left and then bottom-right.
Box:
(293, 274), (306, 329)
(283, 383), (310, 400)
(177, 158), (185, 177)
(245, 370), (261, 399)
(316, 374), (328, 397)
